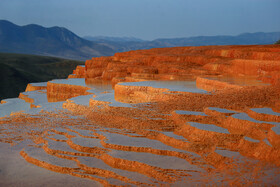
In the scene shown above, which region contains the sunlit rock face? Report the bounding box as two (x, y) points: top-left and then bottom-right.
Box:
(1, 45), (280, 186)
(84, 45), (280, 85)
(68, 65), (86, 78)
(25, 82), (47, 92)
(47, 79), (92, 102)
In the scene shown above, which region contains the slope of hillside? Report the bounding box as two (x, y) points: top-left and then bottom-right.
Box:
(0, 53), (84, 100)
(0, 20), (114, 60)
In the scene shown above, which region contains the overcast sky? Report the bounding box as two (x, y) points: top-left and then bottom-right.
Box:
(0, 0), (279, 40)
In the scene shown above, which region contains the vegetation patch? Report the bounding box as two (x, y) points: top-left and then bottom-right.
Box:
(0, 53), (84, 100)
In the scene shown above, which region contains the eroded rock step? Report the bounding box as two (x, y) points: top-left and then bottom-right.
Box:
(20, 147), (117, 186)
(25, 82), (47, 92)
(115, 80), (209, 103)
(1, 44), (280, 186)
(21, 146), (78, 170)
(47, 120), (224, 181)
(90, 92), (134, 108)
(3, 103), (280, 185)
(77, 156), (154, 185)
(248, 107), (280, 122)
(27, 133), (154, 185)
(25, 129), (204, 185)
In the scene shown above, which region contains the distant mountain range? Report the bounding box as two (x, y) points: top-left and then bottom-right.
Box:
(84, 32), (280, 53)
(0, 20), (114, 60)
(84, 36), (145, 43)
(1, 20), (280, 60)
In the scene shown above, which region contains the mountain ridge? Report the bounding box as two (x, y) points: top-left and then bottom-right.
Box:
(84, 36), (145, 43)
(1, 20), (280, 60)
(85, 31), (280, 52)
(0, 20), (114, 60)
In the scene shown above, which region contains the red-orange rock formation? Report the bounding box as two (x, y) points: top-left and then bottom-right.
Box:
(247, 109), (280, 123)
(68, 65), (86, 78)
(45, 45), (280, 104)
(196, 77), (242, 91)
(1, 44), (280, 186)
(18, 93), (39, 108)
(25, 83), (47, 92)
(84, 45), (280, 85)
(0, 100), (7, 104)
(47, 81), (91, 102)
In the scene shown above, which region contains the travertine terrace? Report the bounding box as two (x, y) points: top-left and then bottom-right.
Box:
(1, 45), (280, 186)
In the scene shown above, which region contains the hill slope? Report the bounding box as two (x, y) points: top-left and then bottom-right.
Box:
(0, 20), (114, 60)
(0, 53), (84, 100)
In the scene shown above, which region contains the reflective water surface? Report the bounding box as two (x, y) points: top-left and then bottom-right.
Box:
(0, 78), (280, 186)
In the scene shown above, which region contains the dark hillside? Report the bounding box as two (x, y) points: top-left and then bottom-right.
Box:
(0, 53), (84, 100)
(0, 20), (114, 60)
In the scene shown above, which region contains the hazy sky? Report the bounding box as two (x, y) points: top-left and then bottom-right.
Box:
(0, 0), (279, 40)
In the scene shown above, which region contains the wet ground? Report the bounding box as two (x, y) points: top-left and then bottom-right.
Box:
(0, 77), (280, 186)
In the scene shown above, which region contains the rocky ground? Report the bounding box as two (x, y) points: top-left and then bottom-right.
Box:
(0, 45), (280, 186)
